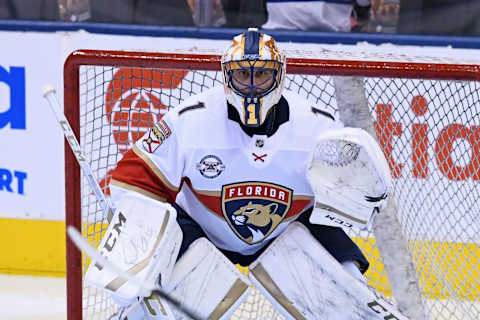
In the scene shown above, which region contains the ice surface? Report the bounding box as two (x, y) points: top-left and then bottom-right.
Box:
(0, 274), (66, 320)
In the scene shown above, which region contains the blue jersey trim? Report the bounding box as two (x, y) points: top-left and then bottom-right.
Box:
(178, 102), (205, 115)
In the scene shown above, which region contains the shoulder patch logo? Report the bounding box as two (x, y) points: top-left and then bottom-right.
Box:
(142, 120), (171, 153)
(196, 155), (225, 178)
(221, 182), (292, 244)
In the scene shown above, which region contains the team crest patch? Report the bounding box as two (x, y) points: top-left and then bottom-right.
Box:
(221, 182), (292, 244)
(196, 155), (225, 178)
(142, 120), (171, 153)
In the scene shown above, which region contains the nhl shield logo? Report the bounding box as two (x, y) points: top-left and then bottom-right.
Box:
(221, 182), (292, 244)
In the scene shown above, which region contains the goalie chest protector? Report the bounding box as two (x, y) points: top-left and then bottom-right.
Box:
(111, 86), (342, 256)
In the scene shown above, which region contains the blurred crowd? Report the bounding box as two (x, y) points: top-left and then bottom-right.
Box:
(1, 0), (480, 36)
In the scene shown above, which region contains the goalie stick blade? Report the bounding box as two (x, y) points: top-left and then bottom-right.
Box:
(66, 226), (203, 320)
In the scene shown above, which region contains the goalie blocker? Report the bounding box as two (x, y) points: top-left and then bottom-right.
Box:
(307, 127), (392, 230)
(84, 192), (183, 303)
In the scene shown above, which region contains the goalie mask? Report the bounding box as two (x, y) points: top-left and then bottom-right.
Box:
(221, 28), (286, 127)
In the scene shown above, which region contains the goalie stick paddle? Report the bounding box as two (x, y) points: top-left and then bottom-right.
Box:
(67, 226), (202, 320)
(41, 85), (114, 221)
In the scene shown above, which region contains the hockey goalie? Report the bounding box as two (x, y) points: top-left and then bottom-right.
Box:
(84, 28), (407, 319)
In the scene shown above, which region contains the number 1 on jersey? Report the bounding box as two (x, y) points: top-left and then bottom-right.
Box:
(247, 103), (259, 125)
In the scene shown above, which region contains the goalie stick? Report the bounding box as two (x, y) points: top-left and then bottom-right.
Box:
(67, 226), (202, 320)
(41, 85), (201, 320)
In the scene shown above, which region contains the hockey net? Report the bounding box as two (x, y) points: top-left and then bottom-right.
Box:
(64, 49), (480, 320)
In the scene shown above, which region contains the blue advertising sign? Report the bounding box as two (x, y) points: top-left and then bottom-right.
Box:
(0, 66), (26, 130)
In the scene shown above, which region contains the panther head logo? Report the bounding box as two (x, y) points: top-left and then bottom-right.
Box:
(232, 201), (280, 227)
(222, 182), (292, 244)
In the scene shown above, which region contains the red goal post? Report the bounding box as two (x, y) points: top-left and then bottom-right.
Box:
(64, 49), (480, 320)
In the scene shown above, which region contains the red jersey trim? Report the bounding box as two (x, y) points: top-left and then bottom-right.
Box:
(132, 145), (179, 191)
(110, 179), (167, 202)
(109, 146), (179, 203)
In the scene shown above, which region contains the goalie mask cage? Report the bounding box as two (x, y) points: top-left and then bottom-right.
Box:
(64, 49), (480, 320)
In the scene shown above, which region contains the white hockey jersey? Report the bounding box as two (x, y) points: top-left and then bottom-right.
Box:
(110, 86), (342, 255)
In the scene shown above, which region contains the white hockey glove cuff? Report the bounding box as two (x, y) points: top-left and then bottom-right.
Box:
(85, 192), (183, 302)
(307, 127), (392, 230)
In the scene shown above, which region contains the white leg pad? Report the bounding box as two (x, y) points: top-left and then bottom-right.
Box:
(165, 238), (251, 320)
(249, 222), (409, 320)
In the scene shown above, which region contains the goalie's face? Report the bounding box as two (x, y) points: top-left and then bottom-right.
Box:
(221, 29), (286, 127)
(224, 60), (280, 98)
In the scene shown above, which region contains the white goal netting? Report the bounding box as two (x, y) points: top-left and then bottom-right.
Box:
(66, 49), (480, 320)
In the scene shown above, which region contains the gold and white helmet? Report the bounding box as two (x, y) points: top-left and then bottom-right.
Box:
(221, 28), (286, 127)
